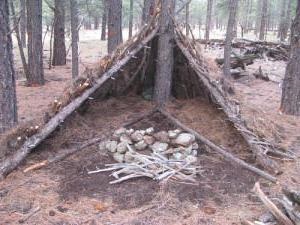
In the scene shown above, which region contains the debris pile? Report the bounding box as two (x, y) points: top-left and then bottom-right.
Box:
(88, 127), (202, 184)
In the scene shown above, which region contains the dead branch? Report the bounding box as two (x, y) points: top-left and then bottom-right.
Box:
(122, 108), (159, 128)
(23, 137), (102, 173)
(158, 108), (277, 183)
(253, 182), (294, 225)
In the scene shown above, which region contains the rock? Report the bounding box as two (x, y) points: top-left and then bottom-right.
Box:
(49, 210), (56, 216)
(192, 142), (199, 150)
(139, 130), (146, 136)
(113, 153), (125, 163)
(146, 127), (154, 135)
(174, 133), (196, 147)
(173, 152), (185, 160)
(105, 141), (118, 153)
(117, 142), (128, 153)
(98, 141), (106, 151)
(120, 134), (133, 144)
(126, 128), (134, 135)
(259, 212), (276, 223)
(191, 150), (198, 156)
(113, 127), (127, 139)
(131, 130), (144, 142)
(168, 129), (181, 139)
(154, 131), (170, 143)
(186, 155), (197, 163)
(134, 140), (147, 151)
(124, 151), (135, 162)
(144, 135), (155, 145)
(150, 142), (168, 152)
(185, 145), (193, 155)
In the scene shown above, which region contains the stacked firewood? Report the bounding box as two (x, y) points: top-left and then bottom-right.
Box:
(88, 127), (202, 184)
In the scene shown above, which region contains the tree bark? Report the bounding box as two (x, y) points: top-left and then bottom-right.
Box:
(70, 0), (79, 80)
(26, 0), (44, 86)
(142, 0), (155, 25)
(259, 0), (268, 40)
(101, 0), (107, 41)
(94, 16), (99, 29)
(278, 0), (287, 41)
(10, 1), (30, 81)
(107, 0), (123, 53)
(283, 0), (292, 42)
(185, 2), (190, 37)
(52, 0), (66, 66)
(223, 0), (239, 77)
(0, 0), (18, 133)
(205, 0), (213, 42)
(153, 0), (175, 107)
(254, 0), (262, 36)
(128, 0), (133, 39)
(281, 0), (300, 116)
(20, 0), (26, 48)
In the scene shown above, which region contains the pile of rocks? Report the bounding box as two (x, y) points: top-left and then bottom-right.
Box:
(99, 127), (199, 163)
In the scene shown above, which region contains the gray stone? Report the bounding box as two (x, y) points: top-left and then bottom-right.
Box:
(113, 153), (125, 163)
(192, 142), (199, 150)
(106, 141), (118, 153)
(154, 131), (170, 143)
(113, 127), (127, 139)
(124, 151), (135, 162)
(126, 128), (134, 135)
(144, 135), (155, 145)
(191, 150), (198, 156)
(150, 142), (169, 152)
(98, 141), (106, 151)
(131, 130), (144, 142)
(120, 134), (133, 144)
(259, 212), (276, 223)
(134, 140), (147, 151)
(173, 152), (185, 160)
(174, 133), (196, 147)
(168, 129), (181, 139)
(145, 127), (155, 135)
(117, 142), (128, 153)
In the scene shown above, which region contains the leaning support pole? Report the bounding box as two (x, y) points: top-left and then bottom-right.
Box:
(0, 29), (158, 179)
(158, 108), (277, 183)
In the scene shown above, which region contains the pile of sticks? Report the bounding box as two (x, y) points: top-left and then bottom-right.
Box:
(88, 145), (201, 184)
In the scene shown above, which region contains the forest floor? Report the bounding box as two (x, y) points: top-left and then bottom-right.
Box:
(0, 30), (300, 225)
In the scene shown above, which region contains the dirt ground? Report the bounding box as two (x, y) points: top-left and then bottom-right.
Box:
(0, 30), (300, 225)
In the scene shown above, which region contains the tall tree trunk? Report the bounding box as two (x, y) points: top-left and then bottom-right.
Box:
(20, 0), (26, 48)
(10, 1), (30, 81)
(185, 2), (190, 37)
(85, 0), (92, 30)
(52, 0), (66, 66)
(153, 0), (175, 107)
(280, 1), (300, 116)
(142, 0), (155, 25)
(283, 0), (292, 41)
(223, 0), (239, 78)
(259, 0), (268, 40)
(26, 0), (44, 86)
(0, 0), (18, 133)
(205, 0), (213, 42)
(94, 16), (99, 29)
(128, 0), (133, 39)
(101, 0), (107, 41)
(278, 0), (287, 41)
(107, 0), (123, 53)
(255, 0), (262, 36)
(70, 0), (79, 80)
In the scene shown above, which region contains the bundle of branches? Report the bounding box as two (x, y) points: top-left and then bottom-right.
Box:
(88, 145), (201, 184)
(243, 183), (300, 225)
